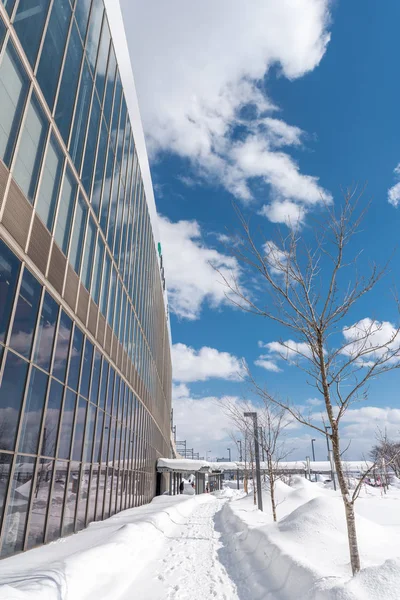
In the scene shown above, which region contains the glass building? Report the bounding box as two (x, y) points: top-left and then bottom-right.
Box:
(0, 0), (172, 558)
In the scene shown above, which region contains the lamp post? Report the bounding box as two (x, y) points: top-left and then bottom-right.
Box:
(244, 411), (263, 512)
(227, 447), (231, 462)
(311, 438), (316, 462)
(237, 440), (243, 462)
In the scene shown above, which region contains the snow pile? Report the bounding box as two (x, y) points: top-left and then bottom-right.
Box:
(0, 495), (214, 600)
(216, 476), (400, 599)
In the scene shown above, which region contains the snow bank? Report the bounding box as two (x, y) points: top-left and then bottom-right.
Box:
(216, 478), (400, 599)
(0, 495), (214, 600)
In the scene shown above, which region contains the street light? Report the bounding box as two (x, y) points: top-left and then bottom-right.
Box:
(311, 438), (316, 462)
(227, 447), (231, 462)
(244, 411), (263, 512)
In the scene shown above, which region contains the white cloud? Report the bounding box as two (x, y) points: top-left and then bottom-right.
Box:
(261, 339), (313, 361)
(172, 343), (245, 383)
(259, 199), (306, 226)
(159, 216), (241, 320)
(254, 357), (282, 373)
(122, 0), (331, 221)
(305, 398), (324, 407)
(341, 318), (400, 365)
(388, 163), (400, 207)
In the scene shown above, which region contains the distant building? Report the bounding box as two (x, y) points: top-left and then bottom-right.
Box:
(0, 0), (171, 558)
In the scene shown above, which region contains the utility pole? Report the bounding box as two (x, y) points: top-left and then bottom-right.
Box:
(311, 438), (316, 462)
(244, 412), (263, 512)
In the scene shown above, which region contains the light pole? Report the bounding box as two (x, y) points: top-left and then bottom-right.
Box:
(244, 411), (263, 512)
(311, 438), (316, 462)
(237, 440), (243, 462)
(227, 447), (231, 462)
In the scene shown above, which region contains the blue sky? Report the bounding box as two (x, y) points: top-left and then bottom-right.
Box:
(122, 0), (400, 461)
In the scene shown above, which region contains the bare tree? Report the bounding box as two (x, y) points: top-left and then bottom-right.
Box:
(370, 429), (400, 479)
(219, 189), (400, 575)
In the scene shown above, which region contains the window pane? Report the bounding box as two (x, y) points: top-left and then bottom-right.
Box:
(0, 352), (28, 451)
(18, 366), (48, 454)
(13, 94), (48, 202)
(103, 46), (116, 126)
(36, 0), (72, 110)
(62, 461), (79, 535)
(72, 396), (87, 461)
(35, 135), (64, 229)
(54, 165), (77, 254)
(33, 291), (58, 372)
(69, 194), (87, 273)
(26, 459), (53, 549)
(0, 42), (29, 166)
(1, 456), (35, 557)
(1, 0), (16, 16)
(9, 267), (41, 359)
(91, 117), (107, 215)
(83, 402), (95, 462)
(105, 366), (114, 414)
(81, 217), (96, 290)
(42, 378), (63, 457)
(107, 267), (116, 327)
(93, 408), (103, 464)
(98, 360), (108, 410)
(52, 310), (72, 382)
(46, 459), (67, 542)
(55, 21), (83, 143)
(0, 454), (12, 528)
(76, 462), (89, 531)
(0, 239), (21, 344)
(94, 16), (110, 99)
(0, 17), (6, 53)
(85, 0), (103, 73)
(74, 0), (91, 39)
(99, 251), (110, 316)
(69, 59), (92, 170)
(99, 145), (114, 233)
(89, 350), (101, 404)
(91, 236), (104, 304)
(14, 0), (51, 67)
(80, 338), (93, 399)
(87, 463), (98, 524)
(67, 325), (83, 391)
(110, 72), (121, 150)
(58, 389), (76, 459)
(81, 94), (100, 196)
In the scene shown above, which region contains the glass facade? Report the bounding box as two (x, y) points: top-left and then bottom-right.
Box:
(0, 0), (172, 558)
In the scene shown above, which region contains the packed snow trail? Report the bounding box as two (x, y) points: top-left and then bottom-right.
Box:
(120, 495), (240, 600)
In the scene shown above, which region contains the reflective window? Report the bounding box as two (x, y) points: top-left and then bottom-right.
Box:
(35, 135), (64, 229)
(0, 17), (6, 51)
(85, 0), (103, 73)
(0, 42), (29, 166)
(99, 144), (114, 232)
(58, 389), (76, 459)
(36, 0), (72, 110)
(98, 359), (108, 410)
(33, 291), (58, 372)
(46, 459), (67, 542)
(107, 267), (116, 327)
(62, 461), (79, 535)
(0, 352), (28, 451)
(81, 94), (100, 195)
(99, 251), (111, 316)
(83, 402), (96, 462)
(91, 236), (104, 304)
(94, 16), (110, 99)
(55, 21), (83, 143)
(103, 46), (116, 126)
(26, 459), (53, 549)
(9, 267), (41, 359)
(13, 93), (48, 202)
(67, 325), (83, 391)
(69, 193), (87, 273)
(81, 216), (96, 290)
(89, 350), (101, 404)
(42, 378), (63, 457)
(13, 0), (51, 67)
(1, 455), (35, 557)
(0, 239), (21, 344)
(91, 117), (107, 215)
(101, 413), (110, 462)
(76, 462), (89, 531)
(54, 165), (77, 254)
(52, 310), (72, 382)
(106, 169), (120, 248)
(72, 396), (87, 460)
(18, 366), (48, 454)
(74, 0), (91, 39)
(80, 338), (93, 398)
(110, 72), (121, 150)
(0, 454), (12, 528)
(93, 408), (103, 463)
(87, 463), (98, 523)
(105, 366), (114, 414)
(69, 59), (92, 170)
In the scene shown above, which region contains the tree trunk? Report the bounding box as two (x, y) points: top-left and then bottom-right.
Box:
(268, 457), (277, 522)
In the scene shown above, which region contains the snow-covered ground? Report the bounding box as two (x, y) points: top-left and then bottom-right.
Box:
(1, 477), (400, 599)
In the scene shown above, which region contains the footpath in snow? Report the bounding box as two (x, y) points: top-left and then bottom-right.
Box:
(2, 478), (400, 599)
